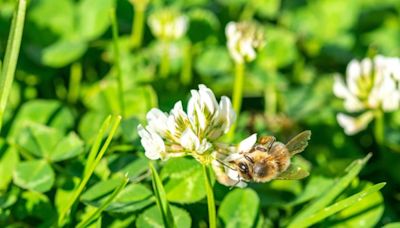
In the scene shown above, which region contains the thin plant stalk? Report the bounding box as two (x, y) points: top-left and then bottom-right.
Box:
(160, 41), (170, 78)
(77, 175), (129, 228)
(58, 115), (121, 226)
(149, 162), (175, 227)
(180, 42), (192, 85)
(203, 165), (217, 228)
(291, 182), (385, 228)
(227, 61), (245, 141)
(130, 0), (148, 49)
(67, 62), (82, 104)
(264, 73), (277, 117)
(374, 110), (384, 145)
(240, 0), (255, 20)
(110, 8), (126, 117)
(0, 0), (26, 132)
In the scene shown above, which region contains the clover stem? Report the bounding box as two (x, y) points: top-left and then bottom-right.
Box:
(160, 41), (170, 78)
(110, 9), (126, 117)
(264, 72), (277, 117)
(374, 110), (384, 146)
(180, 42), (192, 85)
(130, 0), (147, 49)
(203, 164), (217, 228)
(67, 62), (82, 104)
(227, 61), (245, 141)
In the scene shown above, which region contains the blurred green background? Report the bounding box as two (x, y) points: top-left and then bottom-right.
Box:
(1, 0), (400, 227)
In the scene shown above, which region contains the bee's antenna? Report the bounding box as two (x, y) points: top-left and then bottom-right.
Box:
(216, 158), (235, 171)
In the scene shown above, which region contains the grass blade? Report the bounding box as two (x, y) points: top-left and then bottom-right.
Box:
(288, 153), (372, 227)
(203, 165), (217, 228)
(109, 8), (125, 118)
(149, 162), (175, 228)
(296, 183), (386, 228)
(58, 115), (121, 226)
(77, 175), (129, 228)
(0, 0), (27, 132)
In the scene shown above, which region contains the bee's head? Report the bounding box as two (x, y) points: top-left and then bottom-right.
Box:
(235, 160), (253, 181)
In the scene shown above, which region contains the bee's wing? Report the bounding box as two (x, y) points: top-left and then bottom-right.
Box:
(275, 164), (309, 180)
(285, 130), (311, 155)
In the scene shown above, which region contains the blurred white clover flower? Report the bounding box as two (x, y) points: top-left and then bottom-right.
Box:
(148, 8), (188, 41)
(225, 21), (265, 63)
(138, 84), (235, 163)
(333, 55), (400, 135)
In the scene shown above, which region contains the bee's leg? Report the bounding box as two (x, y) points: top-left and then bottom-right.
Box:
(244, 154), (254, 164)
(267, 137), (276, 151)
(230, 174), (242, 189)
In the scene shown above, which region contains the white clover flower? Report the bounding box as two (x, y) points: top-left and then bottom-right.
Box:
(333, 55), (400, 135)
(137, 84), (235, 162)
(148, 8), (188, 41)
(337, 112), (374, 135)
(225, 21), (265, 63)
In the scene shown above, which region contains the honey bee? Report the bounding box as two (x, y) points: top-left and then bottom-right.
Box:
(214, 130), (311, 186)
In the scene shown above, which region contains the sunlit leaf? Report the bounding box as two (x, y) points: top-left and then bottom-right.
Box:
(219, 188), (260, 228)
(77, 0), (115, 40)
(0, 140), (19, 190)
(41, 39), (87, 67)
(161, 157), (208, 204)
(17, 123), (84, 162)
(13, 159), (55, 193)
(9, 100), (74, 140)
(136, 205), (191, 228)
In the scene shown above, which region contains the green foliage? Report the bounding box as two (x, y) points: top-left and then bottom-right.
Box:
(13, 159), (55, 192)
(136, 205), (191, 228)
(218, 188), (260, 228)
(161, 157), (208, 203)
(17, 123), (84, 161)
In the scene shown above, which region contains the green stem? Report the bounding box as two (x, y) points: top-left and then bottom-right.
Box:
(57, 115), (121, 226)
(203, 165), (217, 228)
(149, 162), (175, 228)
(67, 62), (82, 104)
(227, 62), (245, 141)
(240, 0), (255, 20)
(0, 0), (26, 133)
(130, 1), (147, 49)
(180, 42), (192, 85)
(264, 73), (277, 117)
(110, 8), (126, 118)
(374, 110), (384, 146)
(160, 41), (170, 78)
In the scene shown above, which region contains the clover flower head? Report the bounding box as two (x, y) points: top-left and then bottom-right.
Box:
(138, 84), (235, 163)
(148, 8), (188, 41)
(333, 55), (400, 135)
(225, 21), (265, 63)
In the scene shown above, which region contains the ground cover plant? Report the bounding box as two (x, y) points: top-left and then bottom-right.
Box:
(0, 0), (400, 227)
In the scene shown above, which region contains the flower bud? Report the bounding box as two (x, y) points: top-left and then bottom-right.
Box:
(148, 8), (188, 41)
(225, 21), (265, 63)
